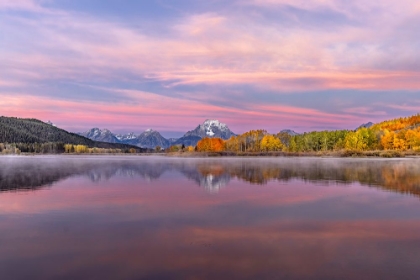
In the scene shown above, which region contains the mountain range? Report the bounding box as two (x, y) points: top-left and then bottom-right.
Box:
(78, 119), (303, 149)
(79, 119), (236, 149)
(81, 128), (120, 143)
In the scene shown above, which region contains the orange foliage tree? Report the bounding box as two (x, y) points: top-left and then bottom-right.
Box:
(197, 137), (225, 152)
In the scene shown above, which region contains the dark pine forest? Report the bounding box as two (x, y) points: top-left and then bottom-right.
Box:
(0, 117), (143, 154)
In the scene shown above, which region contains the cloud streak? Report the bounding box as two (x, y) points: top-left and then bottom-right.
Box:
(0, 0), (419, 134)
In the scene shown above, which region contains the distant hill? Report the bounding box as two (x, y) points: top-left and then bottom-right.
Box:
(0, 117), (143, 151)
(356, 122), (374, 130)
(280, 129), (300, 136)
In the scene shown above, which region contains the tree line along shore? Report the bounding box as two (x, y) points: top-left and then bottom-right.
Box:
(165, 114), (420, 157)
(0, 143), (139, 155)
(1, 114), (420, 157)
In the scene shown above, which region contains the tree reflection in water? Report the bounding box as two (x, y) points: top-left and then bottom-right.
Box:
(1, 156), (419, 197)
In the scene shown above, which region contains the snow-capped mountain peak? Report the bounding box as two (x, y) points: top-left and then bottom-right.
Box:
(202, 119), (226, 128)
(201, 120), (228, 136)
(77, 119), (236, 148)
(79, 128), (120, 143)
(184, 119), (235, 139)
(88, 128), (101, 137)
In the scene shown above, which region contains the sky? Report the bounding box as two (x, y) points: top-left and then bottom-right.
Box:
(0, 0), (419, 137)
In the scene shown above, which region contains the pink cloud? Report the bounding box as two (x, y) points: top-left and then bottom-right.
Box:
(2, 6), (420, 91)
(0, 90), (370, 134)
(1, 0), (419, 132)
(386, 104), (420, 111)
(343, 107), (387, 116)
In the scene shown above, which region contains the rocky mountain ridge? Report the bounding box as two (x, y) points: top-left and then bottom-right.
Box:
(123, 129), (170, 149)
(79, 128), (120, 143)
(78, 120), (306, 149)
(79, 120), (237, 149)
(184, 119), (236, 139)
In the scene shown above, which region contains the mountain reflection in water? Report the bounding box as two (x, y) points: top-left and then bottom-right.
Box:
(1, 156), (419, 197)
(1, 156), (420, 280)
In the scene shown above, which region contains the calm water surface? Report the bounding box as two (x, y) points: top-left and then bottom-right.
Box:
(1, 156), (420, 280)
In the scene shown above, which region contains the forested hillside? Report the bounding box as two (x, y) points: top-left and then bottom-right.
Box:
(371, 114), (420, 131)
(0, 117), (143, 153)
(0, 117), (94, 144)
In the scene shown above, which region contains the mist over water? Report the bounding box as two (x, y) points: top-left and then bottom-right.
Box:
(1, 156), (420, 279)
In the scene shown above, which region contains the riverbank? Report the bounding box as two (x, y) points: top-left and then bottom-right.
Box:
(1, 150), (419, 158)
(166, 150), (420, 158)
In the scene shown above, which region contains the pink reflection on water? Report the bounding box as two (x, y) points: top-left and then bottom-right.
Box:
(1, 161), (420, 279)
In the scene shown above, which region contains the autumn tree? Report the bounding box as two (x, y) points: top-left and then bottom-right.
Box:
(344, 128), (376, 151)
(64, 144), (73, 153)
(75, 145), (88, 153)
(260, 135), (283, 151)
(276, 132), (292, 148)
(405, 130), (420, 150)
(380, 130), (395, 150)
(197, 137), (225, 152)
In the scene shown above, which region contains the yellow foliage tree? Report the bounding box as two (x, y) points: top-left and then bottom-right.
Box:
(405, 130), (420, 150)
(381, 130), (395, 150)
(260, 135), (283, 152)
(344, 128), (376, 151)
(75, 145), (88, 153)
(64, 144), (73, 153)
(393, 137), (406, 151)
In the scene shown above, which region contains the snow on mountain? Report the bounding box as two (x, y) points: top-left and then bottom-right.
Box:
(184, 119), (235, 140)
(45, 120), (56, 127)
(179, 165), (230, 193)
(115, 132), (138, 142)
(168, 138), (179, 144)
(78, 119), (236, 148)
(79, 128), (120, 143)
(78, 127), (170, 149)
